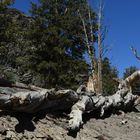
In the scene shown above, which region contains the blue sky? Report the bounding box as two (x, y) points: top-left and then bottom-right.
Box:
(12, 0), (140, 77)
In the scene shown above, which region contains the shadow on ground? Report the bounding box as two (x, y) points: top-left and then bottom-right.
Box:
(0, 109), (70, 133)
(0, 106), (139, 138)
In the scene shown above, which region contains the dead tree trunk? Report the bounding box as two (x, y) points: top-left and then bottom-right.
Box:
(97, 0), (103, 94)
(78, 3), (98, 93)
(0, 71), (139, 131)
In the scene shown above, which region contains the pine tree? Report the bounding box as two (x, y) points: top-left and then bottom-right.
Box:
(0, 1), (32, 67)
(26, 0), (97, 89)
(0, 0), (14, 7)
(102, 57), (118, 95)
(0, 0), (15, 65)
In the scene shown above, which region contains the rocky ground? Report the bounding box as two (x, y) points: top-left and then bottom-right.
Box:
(0, 105), (140, 140)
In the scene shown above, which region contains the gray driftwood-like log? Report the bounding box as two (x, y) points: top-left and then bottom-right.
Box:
(0, 71), (139, 131)
(0, 86), (78, 113)
(68, 70), (140, 131)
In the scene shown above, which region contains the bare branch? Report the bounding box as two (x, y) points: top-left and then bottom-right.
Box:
(78, 9), (94, 71)
(87, 1), (97, 74)
(131, 46), (140, 60)
(64, 7), (68, 15)
(87, 1), (94, 44)
(97, 0), (103, 93)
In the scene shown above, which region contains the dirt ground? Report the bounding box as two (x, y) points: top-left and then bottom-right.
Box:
(0, 105), (140, 140)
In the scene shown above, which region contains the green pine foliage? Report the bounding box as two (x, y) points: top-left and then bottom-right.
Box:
(24, 0), (97, 89)
(0, 0), (14, 7)
(102, 57), (118, 95)
(0, 0), (118, 92)
(0, 0), (97, 89)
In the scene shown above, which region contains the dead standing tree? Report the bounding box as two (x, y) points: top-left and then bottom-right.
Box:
(78, 1), (98, 93)
(97, 0), (103, 94)
(78, 0), (105, 94)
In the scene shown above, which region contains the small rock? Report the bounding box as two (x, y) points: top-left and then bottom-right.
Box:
(0, 126), (6, 135)
(120, 120), (128, 125)
(136, 116), (140, 120)
(36, 132), (45, 138)
(6, 130), (16, 139)
(6, 115), (12, 122)
(95, 135), (107, 140)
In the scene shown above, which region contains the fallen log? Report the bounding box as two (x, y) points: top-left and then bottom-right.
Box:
(0, 87), (79, 113)
(0, 71), (139, 132)
(68, 89), (138, 131)
(68, 70), (140, 131)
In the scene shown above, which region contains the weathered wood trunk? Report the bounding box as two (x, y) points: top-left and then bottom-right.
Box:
(0, 71), (139, 131)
